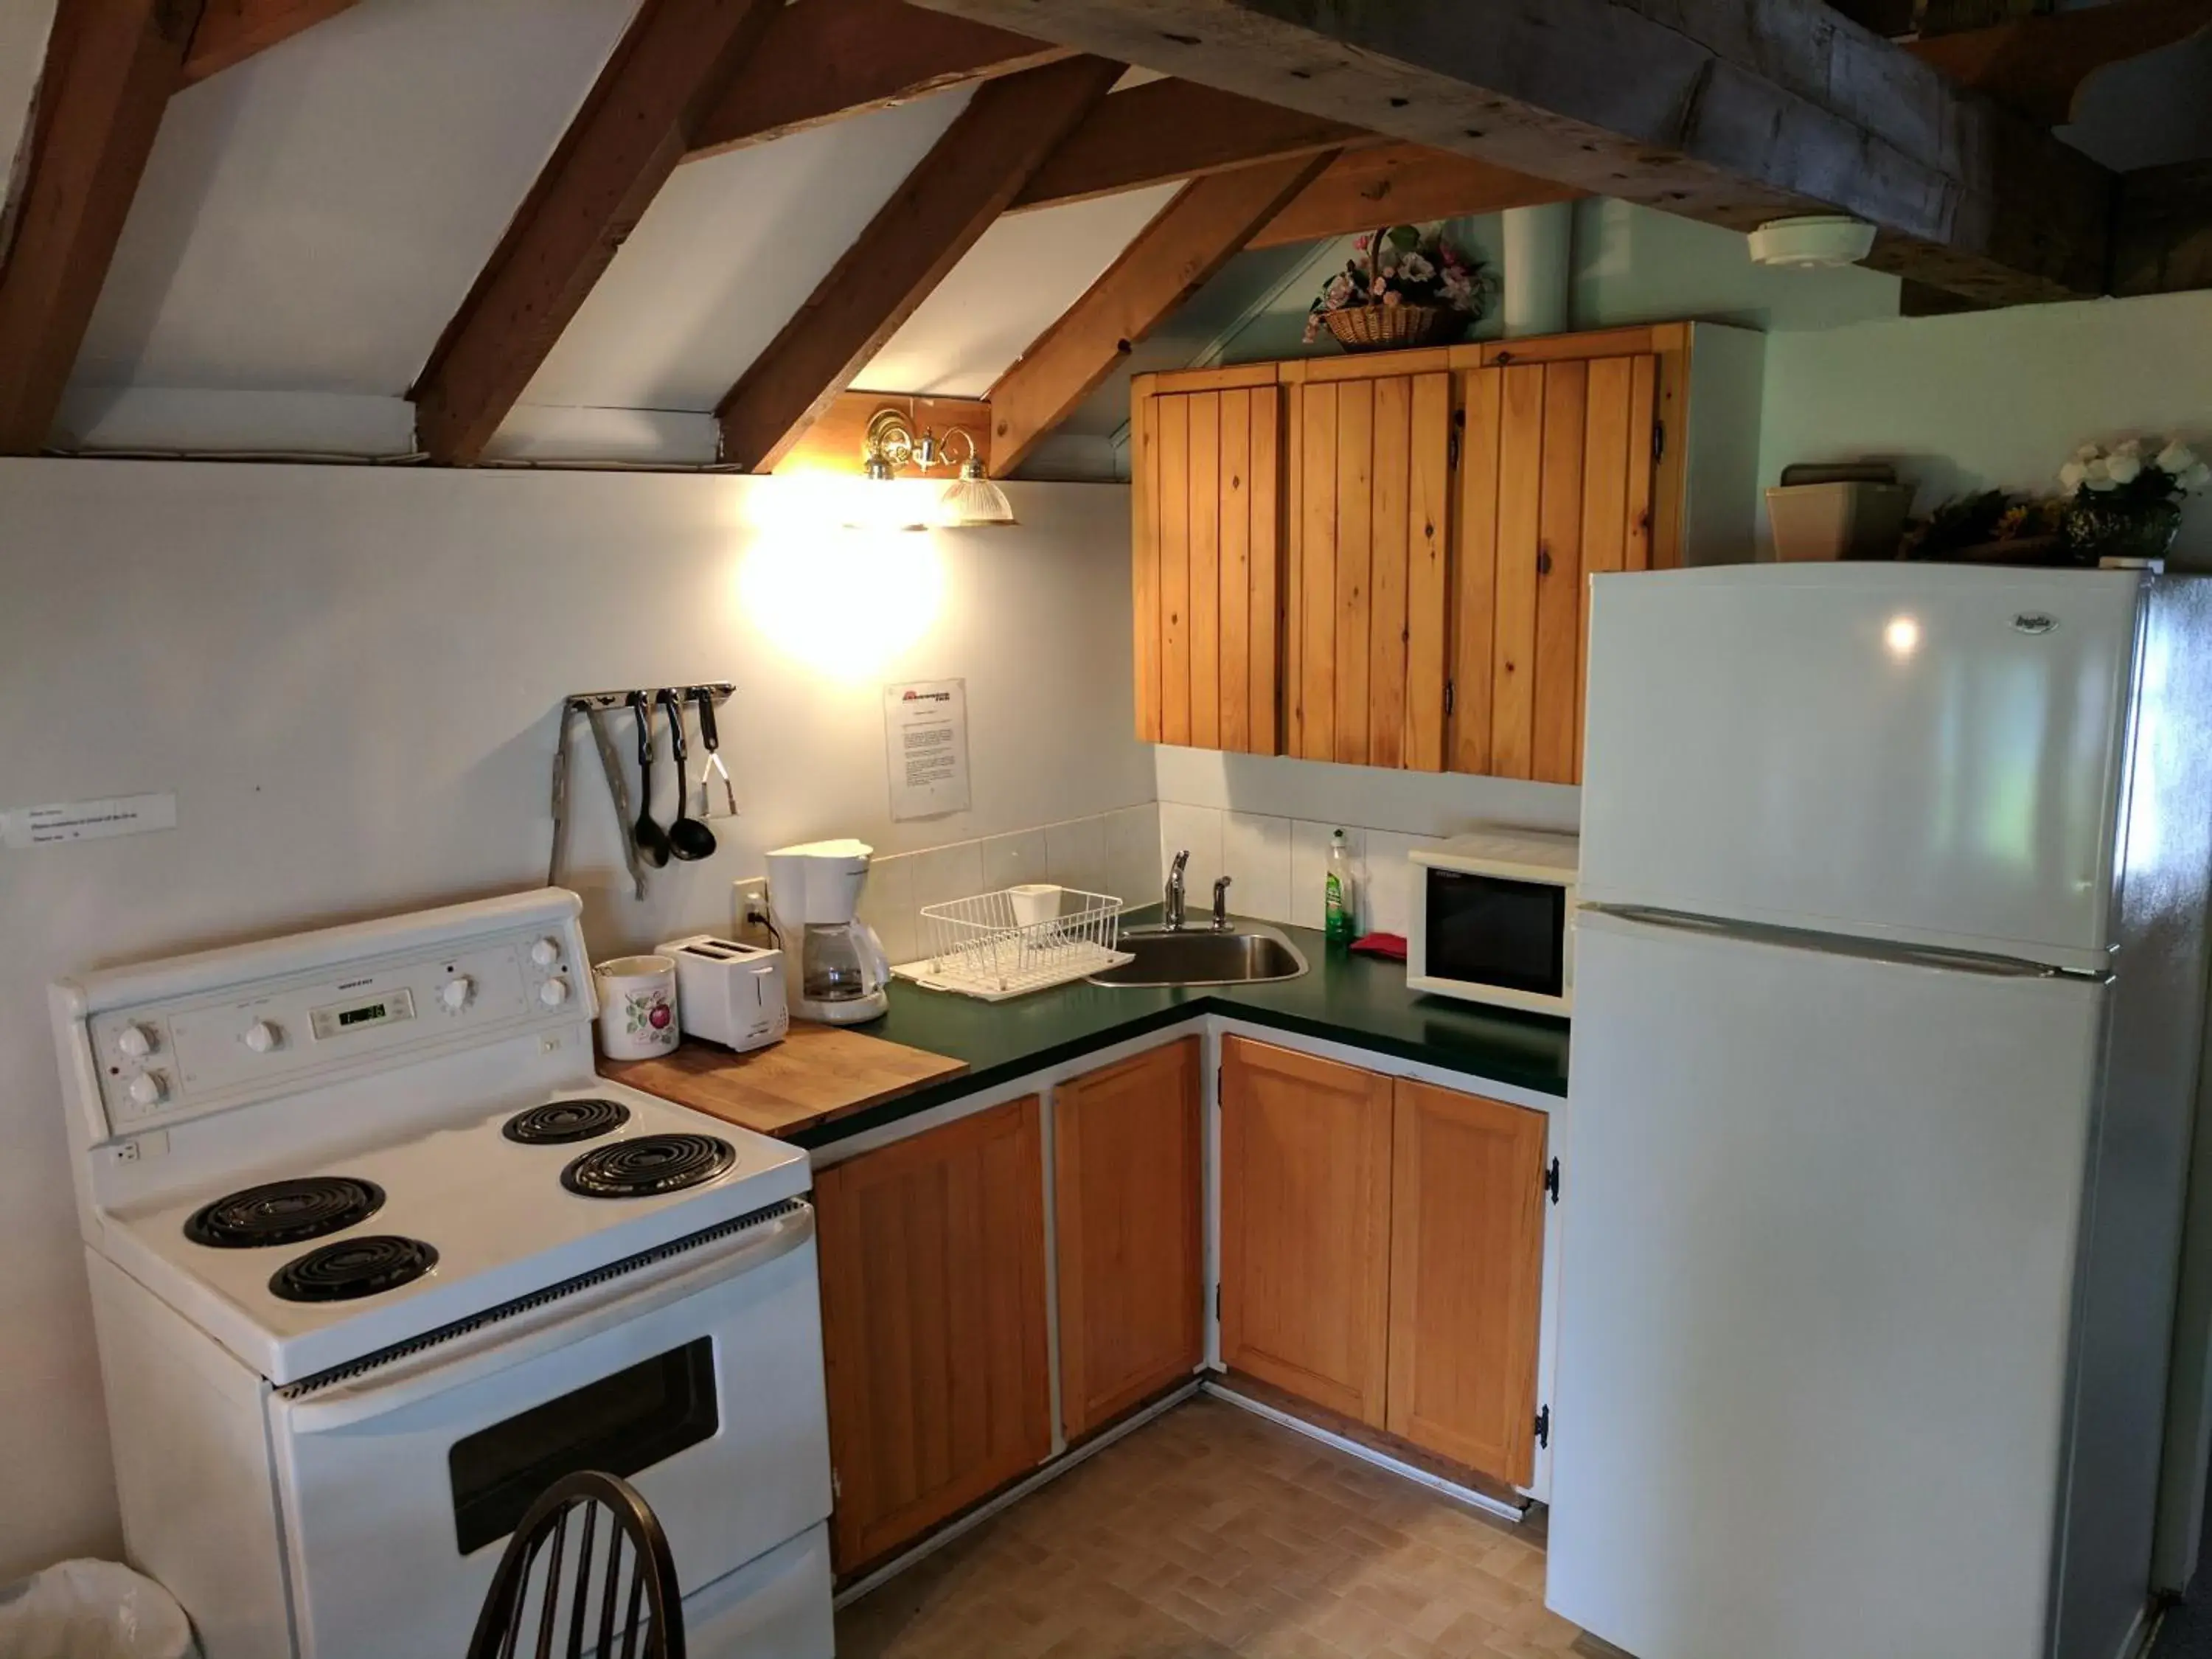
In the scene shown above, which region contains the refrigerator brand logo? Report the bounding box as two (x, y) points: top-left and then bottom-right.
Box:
(2013, 613), (2058, 636)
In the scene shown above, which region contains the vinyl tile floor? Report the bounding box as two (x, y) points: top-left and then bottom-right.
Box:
(834, 1395), (1588, 1658)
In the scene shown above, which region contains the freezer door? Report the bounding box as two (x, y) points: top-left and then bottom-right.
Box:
(1548, 908), (2107, 1659)
(1579, 566), (2140, 973)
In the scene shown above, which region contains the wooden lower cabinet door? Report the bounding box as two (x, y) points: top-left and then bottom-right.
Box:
(1385, 1078), (1548, 1485)
(1219, 1035), (1394, 1425)
(1054, 1037), (1205, 1439)
(813, 1096), (1052, 1573)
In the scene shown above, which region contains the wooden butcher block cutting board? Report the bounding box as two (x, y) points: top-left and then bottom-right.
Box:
(601, 1022), (968, 1139)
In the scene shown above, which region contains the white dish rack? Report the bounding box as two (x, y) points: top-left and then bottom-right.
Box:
(892, 887), (1130, 1000)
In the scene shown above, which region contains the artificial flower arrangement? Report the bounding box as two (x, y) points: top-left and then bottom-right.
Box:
(1304, 225), (1500, 350)
(2058, 437), (2209, 563)
(2059, 437), (2212, 501)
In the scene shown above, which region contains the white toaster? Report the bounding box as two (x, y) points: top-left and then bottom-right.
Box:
(653, 935), (789, 1053)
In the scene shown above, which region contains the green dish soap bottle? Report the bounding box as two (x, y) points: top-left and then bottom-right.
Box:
(1324, 828), (1355, 945)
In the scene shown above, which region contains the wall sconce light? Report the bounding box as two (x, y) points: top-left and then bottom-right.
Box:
(852, 406), (1018, 529)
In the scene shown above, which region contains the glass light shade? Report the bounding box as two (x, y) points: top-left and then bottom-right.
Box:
(937, 468), (1016, 528)
(839, 476), (934, 533)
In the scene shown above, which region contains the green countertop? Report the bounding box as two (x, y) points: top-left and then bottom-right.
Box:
(793, 917), (1570, 1150)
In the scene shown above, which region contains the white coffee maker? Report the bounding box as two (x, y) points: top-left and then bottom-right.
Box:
(764, 839), (891, 1024)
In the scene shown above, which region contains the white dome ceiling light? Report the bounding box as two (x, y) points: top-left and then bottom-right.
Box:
(1747, 215), (1879, 269)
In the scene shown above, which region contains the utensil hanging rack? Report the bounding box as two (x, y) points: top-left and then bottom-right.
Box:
(563, 682), (734, 712)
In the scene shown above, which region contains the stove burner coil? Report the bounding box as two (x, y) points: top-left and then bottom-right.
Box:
(502, 1099), (633, 1144)
(184, 1177), (386, 1249)
(560, 1133), (737, 1199)
(269, 1235), (439, 1303)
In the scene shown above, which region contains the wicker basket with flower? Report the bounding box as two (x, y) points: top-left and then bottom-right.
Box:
(1305, 225), (1499, 352)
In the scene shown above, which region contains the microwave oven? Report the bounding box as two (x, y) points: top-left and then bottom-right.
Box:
(1407, 829), (1579, 1017)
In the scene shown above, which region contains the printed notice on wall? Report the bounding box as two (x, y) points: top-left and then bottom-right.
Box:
(884, 680), (971, 821)
(2, 791), (178, 850)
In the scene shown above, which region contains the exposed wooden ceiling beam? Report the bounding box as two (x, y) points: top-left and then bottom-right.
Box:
(2112, 159), (2212, 297)
(411, 0), (782, 467)
(905, 0), (2113, 308)
(180, 0), (361, 85)
(715, 54), (1125, 473)
(1009, 80), (1365, 210)
(0, 0), (204, 454)
(1906, 0), (2212, 125)
(1248, 144), (1582, 250)
(987, 150), (1337, 476)
(687, 0), (1069, 161)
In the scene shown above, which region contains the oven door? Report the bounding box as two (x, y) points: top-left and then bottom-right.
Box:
(1409, 866), (1575, 1015)
(267, 1202), (831, 1659)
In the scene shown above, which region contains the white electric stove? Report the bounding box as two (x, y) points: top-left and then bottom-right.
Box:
(51, 889), (835, 1659)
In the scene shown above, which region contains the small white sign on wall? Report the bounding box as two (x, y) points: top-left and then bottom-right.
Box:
(884, 680), (971, 821)
(2, 791), (178, 849)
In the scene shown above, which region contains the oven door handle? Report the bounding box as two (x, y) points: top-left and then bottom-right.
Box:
(276, 1202), (813, 1433)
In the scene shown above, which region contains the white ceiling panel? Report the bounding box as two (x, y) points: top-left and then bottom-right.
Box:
(71, 0), (640, 397)
(509, 91), (975, 415)
(853, 185), (1180, 397)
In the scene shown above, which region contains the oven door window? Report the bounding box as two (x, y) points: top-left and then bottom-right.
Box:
(448, 1338), (717, 1554)
(1426, 871), (1567, 998)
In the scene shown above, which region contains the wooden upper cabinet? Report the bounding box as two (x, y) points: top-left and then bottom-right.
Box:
(813, 1096), (1051, 1573)
(1053, 1038), (1205, 1439)
(1284, 370), (1452, 770)
(1131, 375), (1284, 754)
(1134, 324), (1756, 781)
(1219, 1035), (1394, 1427)
(1385, 1078), (1549, 1486)
(1452, 350), (1658, 785)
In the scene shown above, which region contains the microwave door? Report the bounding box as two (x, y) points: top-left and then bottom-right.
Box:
(1413, 869), (1573, 1014)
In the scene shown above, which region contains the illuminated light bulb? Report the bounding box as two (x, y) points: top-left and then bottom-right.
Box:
(1884, 616), (1921, 656)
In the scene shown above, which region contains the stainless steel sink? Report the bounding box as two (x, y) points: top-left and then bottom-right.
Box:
(1088, 922), (1310, 987)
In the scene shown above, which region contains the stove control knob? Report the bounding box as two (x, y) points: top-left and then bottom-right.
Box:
(244, 1020), (281, 1054)
(127, 1071), (167, 1110)
(115, 1023), (156, 1060)
(538, 975), (571, 1008)
(530, 937), (562, 968)
(440, 975), (473, 1013)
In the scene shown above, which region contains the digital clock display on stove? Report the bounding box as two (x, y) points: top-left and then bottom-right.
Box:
(309, 987), (415, 1040)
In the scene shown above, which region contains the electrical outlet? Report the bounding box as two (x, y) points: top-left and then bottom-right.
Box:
(731, 877), (773, 947)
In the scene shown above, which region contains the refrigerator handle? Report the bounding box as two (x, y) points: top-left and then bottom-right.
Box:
(1579, 903), (2114, 983)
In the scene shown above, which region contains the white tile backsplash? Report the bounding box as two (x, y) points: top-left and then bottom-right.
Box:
(1045, 815), (1110, 897)
(1361, 830), (1439, 938)
(847, 794), (1455, 975)
(1290, 820), (1363, 932)
(1106, 802), (1161, 911)
(1221, 811), (1293, 925)
(1158, 801), (1225, 905)
(856, 852), (917, 965)
(908, 838), (985, 913)
(980, 827), (1048, 891)
(862, 806), (1158, 969)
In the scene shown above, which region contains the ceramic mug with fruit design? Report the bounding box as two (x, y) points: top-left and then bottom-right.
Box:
(592, 955), (681, 1060)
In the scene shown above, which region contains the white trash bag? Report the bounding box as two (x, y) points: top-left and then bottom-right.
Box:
(0, 1560), (199, 1659)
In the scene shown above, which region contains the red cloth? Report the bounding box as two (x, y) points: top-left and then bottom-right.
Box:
(1349, 932), (1408, 961)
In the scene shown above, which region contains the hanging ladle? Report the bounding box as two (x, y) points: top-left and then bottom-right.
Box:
(629, 692), (672, 869)
(660, 689), (717, 862)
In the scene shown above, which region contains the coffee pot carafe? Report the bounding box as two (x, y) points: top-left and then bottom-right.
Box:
(764, 840), (891, 1023)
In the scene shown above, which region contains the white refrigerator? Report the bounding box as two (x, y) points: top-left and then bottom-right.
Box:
(1548, 565), (2212, 1659)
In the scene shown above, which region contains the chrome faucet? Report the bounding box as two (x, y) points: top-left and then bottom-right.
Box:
(1212, 875), (1233, 931)
(1164, 849), (1190, 929)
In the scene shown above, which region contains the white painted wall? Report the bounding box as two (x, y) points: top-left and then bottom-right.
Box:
(0, 0), (55, 214)
(0, 460), (1148, 1581)
(1758, 291), (2212, 564)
